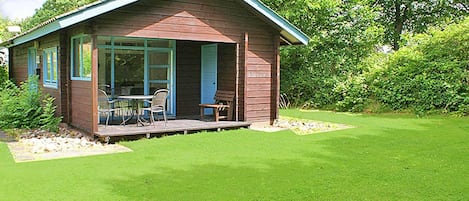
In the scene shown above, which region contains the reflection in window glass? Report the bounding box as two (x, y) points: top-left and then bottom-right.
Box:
(147, 40), (172, 48)
(72, 38), (80, 77)
(149, 52), (170, 66)
(71, 35), (92, 80)
(98, 48), (111, 92)
(114, 37), (144, 47)
(98, 48), (145, 96)
(52, 51), (57, 80)
(150, 68), (167, 80)
(150, 83), (168, 94)
(97, 36), (174, 115)
(82, 38), (92, 77)
(47, 54), (52, 80)
(43, 47), (58, 88)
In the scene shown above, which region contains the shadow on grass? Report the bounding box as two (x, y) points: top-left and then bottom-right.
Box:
(106, 160), (334, 201)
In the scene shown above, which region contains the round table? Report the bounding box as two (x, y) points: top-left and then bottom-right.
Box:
(117, 95), (153, 126)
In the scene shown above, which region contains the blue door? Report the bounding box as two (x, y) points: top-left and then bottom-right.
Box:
(201, 44), (218, 115)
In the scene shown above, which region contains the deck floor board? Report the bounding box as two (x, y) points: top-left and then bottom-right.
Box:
(95, 120), (250, 137)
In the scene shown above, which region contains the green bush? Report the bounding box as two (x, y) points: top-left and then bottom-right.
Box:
(370, 18), (469, 115)
(277, 0), (383, 109)
(333, 75), (369, 112)
(0, 65), (7, 86)
(281, 17), (468, 116)
(0, 76), (62, 132)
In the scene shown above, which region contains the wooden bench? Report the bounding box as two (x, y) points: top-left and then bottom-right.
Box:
(199, 90), (235, 122)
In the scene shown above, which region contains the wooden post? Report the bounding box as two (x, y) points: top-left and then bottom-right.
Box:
(60, 31), (71, 124)
(235, 43), (239, 122)
(243, 32), (248, 122)
(91, 35), (99, 133)
(272, 35), (280, 124)
(7, 48), (13, 79)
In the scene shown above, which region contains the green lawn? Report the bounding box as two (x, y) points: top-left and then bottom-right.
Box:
(1, 109), (468, 200)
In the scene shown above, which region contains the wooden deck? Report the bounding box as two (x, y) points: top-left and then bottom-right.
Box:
(95, 119), (251, 143)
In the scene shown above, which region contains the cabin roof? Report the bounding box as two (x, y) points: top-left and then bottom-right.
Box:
(1, 0), (309, 47)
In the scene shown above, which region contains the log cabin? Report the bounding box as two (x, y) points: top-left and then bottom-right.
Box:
(1, 0), (308, 136)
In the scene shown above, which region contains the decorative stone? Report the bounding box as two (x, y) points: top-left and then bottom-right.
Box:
(273, 118), (354, 135)
(14, 127), (111, 154)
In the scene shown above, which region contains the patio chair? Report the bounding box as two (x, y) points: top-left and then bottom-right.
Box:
(98, 89), (124, 127)
(142, 89), (169, 127)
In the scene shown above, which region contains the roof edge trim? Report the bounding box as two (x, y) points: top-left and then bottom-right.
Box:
(4, 0), (138, 47)
(243, 0), (309, 45)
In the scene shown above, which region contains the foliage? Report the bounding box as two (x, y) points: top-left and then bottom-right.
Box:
(262, 0), (468, 115)
(1, 0), (97, 42)
(1, 0), (467, 119)
(0, 76), (61, 132)
(267, 0), (468, 116)
(39, 96), (62, 132)
(21, 0), (98, 31)
(333, 74), (369, 112)
(372, 0), (468, 50)
(263, 0), (383, 110)
(369, 18), (469, 115)
(0, 16), (19, 42)
(0, 65), (7, 86)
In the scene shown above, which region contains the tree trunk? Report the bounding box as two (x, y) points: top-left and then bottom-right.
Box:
(392, 1), (404, 50)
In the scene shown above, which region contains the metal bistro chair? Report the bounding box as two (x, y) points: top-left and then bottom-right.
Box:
(142, 89), (169, 127)
(98, 89), (124, 127)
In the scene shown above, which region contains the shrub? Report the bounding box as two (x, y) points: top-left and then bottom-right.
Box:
(333, 75), (369, 112)
(280, 17), (468, 116)
(0, 64), (7, 86)
(369, 18), (469, 115)
(277, 1), (383, 110)
(0, 76), (62, 132)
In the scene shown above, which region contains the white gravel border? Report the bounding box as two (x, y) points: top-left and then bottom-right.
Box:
(7, 137), (132, 163)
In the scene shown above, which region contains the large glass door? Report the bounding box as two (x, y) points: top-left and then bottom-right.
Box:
(147, 50), (173, 114)
(97, 37), (176, 116)
(115, 49), (145, 95)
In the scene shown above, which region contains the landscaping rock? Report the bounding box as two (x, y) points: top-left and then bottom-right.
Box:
(11, 126), (105, 154)
(273, 118), (354, 135)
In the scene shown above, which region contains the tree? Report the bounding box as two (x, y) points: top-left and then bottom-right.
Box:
(373, 0), (469, 50)
(0, 16), (19, 42)
(1, 0), (99, 42)
(263, 0), (383, 108)
(21, 0), (98, 31)
(369, 17), (469, 114)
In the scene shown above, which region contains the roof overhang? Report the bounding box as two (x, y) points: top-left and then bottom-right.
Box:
(242, 0), (309, 45)
(1, 0), (308, 47)
(0, 0), (138, 47)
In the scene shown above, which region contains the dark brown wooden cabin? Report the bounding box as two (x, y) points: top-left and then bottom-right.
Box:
(2, 0), (308, 135)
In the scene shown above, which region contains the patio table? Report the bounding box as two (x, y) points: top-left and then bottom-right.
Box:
(117, 95), (153, 126)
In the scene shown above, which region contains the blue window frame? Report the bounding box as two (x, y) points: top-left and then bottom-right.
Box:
(71, 35), (92, 80)
(43, 47), (58, 88)
(97, 36), (177, 116)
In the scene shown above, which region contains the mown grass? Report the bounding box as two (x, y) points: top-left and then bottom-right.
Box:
(1, 109), (467, 200)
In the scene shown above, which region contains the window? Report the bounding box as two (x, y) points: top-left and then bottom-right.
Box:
(43, 47), (58, 88)
(71, 35), (92, 80)
(97, 36), (176, 115)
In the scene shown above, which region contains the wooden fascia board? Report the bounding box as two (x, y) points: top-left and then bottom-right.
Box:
(243, 0), (309, 45)
(9, 0), (138, 47)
